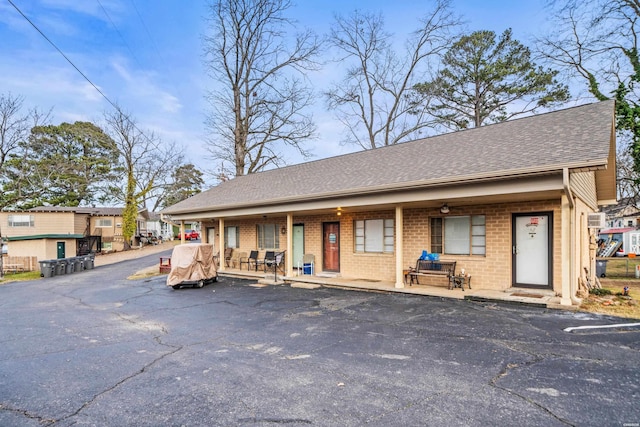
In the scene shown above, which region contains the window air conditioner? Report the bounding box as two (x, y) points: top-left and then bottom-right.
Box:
(587, 212), (606, 229)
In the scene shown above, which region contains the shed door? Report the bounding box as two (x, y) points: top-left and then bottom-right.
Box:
(323, 222), (340, 272)
(512, 213), (552, 288)
(57, 242), (66, 259)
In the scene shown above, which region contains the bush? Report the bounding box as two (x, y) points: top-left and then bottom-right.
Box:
(590, 288), (613, 296)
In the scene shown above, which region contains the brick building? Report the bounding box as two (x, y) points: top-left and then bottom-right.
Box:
(162, 101), (616, 306)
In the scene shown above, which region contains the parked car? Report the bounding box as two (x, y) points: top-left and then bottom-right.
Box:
(177, 229), (200, 240)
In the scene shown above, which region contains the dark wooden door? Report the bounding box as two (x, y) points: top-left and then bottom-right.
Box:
(323, 222), (340, 272)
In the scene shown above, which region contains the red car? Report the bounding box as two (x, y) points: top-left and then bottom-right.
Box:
(177, 229), (200, 240)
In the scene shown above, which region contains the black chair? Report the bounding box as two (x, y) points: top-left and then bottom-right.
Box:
(239, 250), (258, 270)
(265, 251), (285, 275)
(258, 251), (275, 272)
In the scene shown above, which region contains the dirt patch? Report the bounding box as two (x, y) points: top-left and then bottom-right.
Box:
(579, 279), (640, 320)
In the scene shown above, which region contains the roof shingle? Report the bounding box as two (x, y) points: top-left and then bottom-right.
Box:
(163, 101), (614, 215)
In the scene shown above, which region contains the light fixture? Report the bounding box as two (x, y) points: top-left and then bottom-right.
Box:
(336, 207), (342, 216)
(440, 204), (450, 214)
(281, 226), (286, 235)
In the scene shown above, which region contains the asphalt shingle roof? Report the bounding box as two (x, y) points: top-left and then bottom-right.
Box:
(163, 101), (614, 215)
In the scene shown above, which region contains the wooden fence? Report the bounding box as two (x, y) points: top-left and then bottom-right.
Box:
(1, 255), (38, 272)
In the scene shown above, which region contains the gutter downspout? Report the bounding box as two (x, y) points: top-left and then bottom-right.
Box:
(563, 168), (581, 306)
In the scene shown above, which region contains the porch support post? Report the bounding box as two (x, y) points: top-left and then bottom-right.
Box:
(395, 206), (405, 289)
(286, 213), (293, 277)
(218, 218), (225, 272)
(560, 194), (572, 306)
(180, 220), (185, 244)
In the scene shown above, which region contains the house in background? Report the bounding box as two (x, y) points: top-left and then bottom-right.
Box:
(163, 101), (616, 307)
(0, 207), (152, 265)
(603, 199), (640, 229)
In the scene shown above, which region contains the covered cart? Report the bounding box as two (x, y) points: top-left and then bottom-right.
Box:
(166, 243), (218, 289)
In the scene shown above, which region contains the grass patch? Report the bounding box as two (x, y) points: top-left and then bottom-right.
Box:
(0, 271), (42, 284)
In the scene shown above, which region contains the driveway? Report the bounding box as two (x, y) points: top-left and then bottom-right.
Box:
(0, 250), (638, 426)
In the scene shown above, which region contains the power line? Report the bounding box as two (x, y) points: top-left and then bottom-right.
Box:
(96, 0), (145, 70)
(6, 0), (159, 146)
(6, 0), (120, 113)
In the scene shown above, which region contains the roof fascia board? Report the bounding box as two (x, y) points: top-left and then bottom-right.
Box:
(168, 174), (563, 221)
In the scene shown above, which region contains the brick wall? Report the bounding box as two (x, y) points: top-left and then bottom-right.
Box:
(204, 199), (563, 292)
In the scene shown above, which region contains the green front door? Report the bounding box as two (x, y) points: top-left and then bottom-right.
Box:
(57, 242), (65, 259)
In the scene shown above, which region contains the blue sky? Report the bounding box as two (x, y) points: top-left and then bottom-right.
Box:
(1, 0), (552, 176)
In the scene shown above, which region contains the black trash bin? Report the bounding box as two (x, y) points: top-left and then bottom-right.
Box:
(73, 257), (84, 272)
(39, 260), (55, 278)
(64, 259), (74, 274)
(596, 259), (608, 278)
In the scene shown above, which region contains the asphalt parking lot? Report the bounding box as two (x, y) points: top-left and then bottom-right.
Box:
(1, 251), (639, 426)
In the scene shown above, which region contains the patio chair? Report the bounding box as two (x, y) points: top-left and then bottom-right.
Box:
(213, 251), (220, 267)
(229, 251), (245, 268)
(239, 250), (259, 271)
(258, 251), (275, 272)
(224, 248), (233, 267)
(300, 254), (314, 275)
(265, 251), (285, 274)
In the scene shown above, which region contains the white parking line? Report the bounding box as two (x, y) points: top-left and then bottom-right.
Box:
(564, 323), (640, 332)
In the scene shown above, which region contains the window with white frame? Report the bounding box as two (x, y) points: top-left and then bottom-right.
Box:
(8, 214), (34, 227)
(354, 219), (394, 253)
(96, 218), (113, 227)
(430, 215), (485, 255)
(257, 224), (279, 249)
(225, 226), (240, 248)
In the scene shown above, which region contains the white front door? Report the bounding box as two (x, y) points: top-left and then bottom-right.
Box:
(513, 213), (552, 288)
(292, 225), (304, 268)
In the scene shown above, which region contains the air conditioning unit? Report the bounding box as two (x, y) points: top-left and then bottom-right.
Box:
(587, 212), (606, 229)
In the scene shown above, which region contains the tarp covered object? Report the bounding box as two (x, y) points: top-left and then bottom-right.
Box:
(166, 243), (217, 287)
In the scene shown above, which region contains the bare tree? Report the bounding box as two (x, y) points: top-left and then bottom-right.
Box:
(104, 107), (168, 249)
(325, 1), (460, 150)
(537, 0), (640, 174)
(0, 93), (29, 173)
(203, 0), (322, 177)
(0, 94), (51, 209)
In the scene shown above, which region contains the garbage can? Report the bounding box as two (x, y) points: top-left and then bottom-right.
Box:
(39, 260), (55, 278)
(64, 259), (74, 274)
(55, 260), (66, 275)
(596, 259), (608, 278)
(73, 256), (84, 272)
(83, 254), (94, 270)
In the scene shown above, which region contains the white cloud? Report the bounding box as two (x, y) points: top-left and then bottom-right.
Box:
(110, 57), (183, 114)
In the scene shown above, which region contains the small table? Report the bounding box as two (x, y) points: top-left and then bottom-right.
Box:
(450, 274), (471, 291)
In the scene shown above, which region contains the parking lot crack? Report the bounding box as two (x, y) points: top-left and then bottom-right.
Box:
(489, 357), (575, 426)
(0, 403), (56, 426)
(57, 345), (183, 424)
